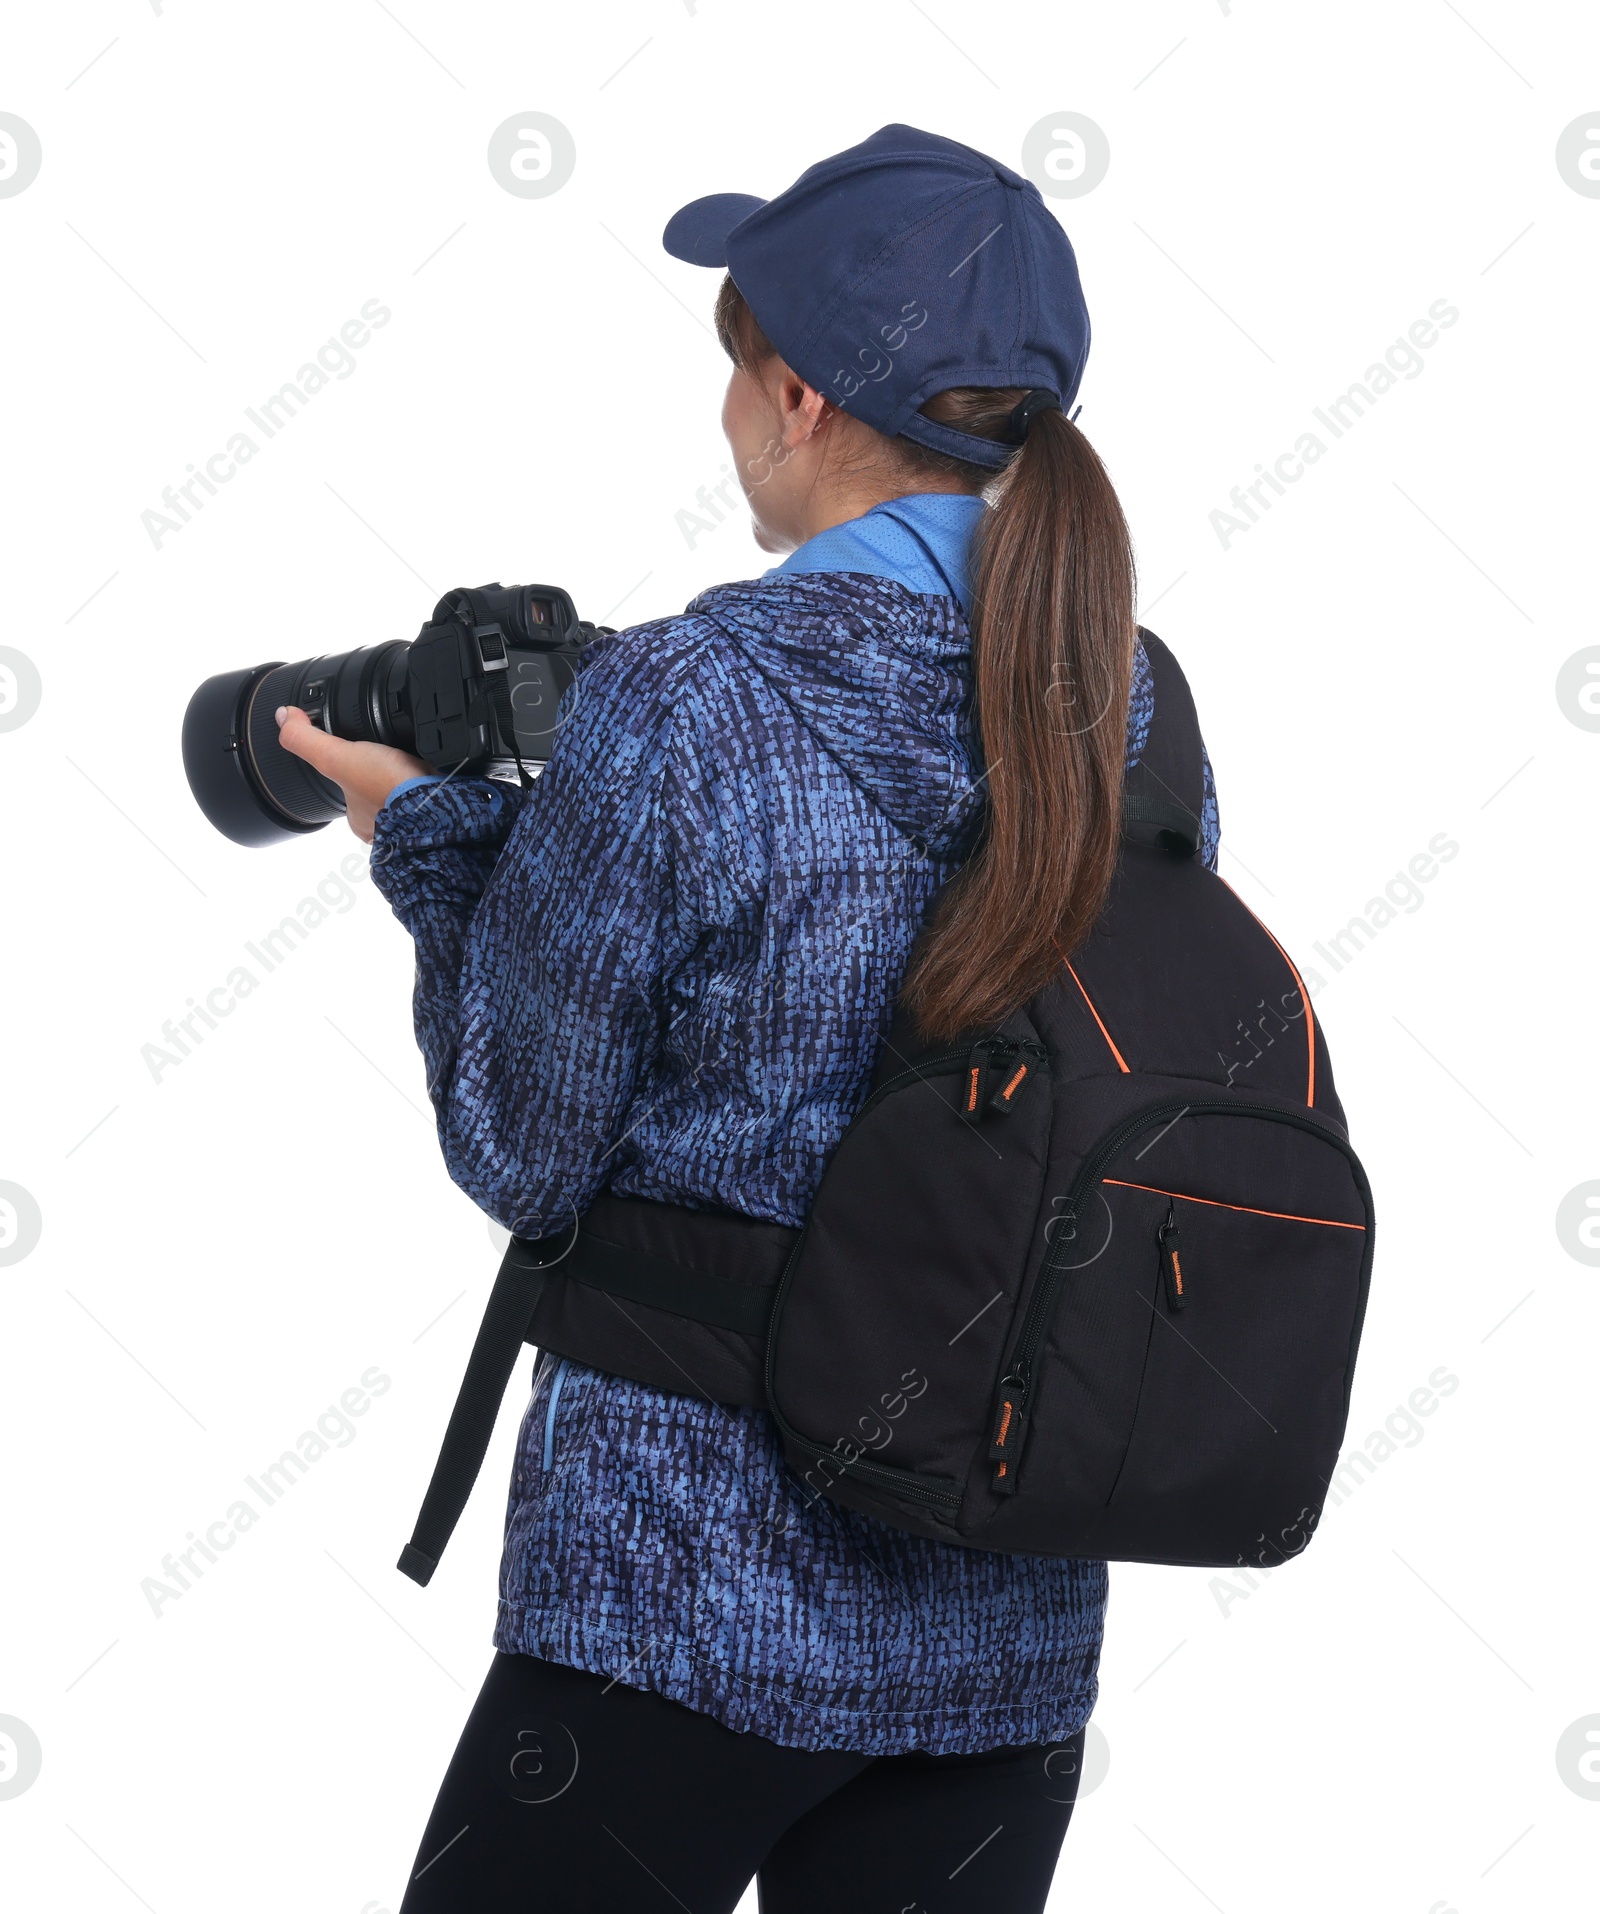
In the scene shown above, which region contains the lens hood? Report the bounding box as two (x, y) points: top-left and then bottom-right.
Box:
(182, 665), (329, 847)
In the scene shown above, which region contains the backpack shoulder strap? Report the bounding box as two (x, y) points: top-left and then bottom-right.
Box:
(1124, 628), (1205, 856)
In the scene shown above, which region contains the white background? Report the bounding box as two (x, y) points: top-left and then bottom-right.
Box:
(2, 2), (1597, 1909)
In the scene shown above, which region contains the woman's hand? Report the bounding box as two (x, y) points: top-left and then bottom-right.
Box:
(275, 706), (432, 844)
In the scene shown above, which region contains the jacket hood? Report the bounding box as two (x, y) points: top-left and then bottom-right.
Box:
(685, 571), (985, 860)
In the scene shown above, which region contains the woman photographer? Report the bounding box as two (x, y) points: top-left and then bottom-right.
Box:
(280, 122), (1218, 1914)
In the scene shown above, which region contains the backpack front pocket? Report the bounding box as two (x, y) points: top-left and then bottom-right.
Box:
(978, 1096), (1374, 1565)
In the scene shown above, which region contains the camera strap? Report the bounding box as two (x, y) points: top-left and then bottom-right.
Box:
(457, 594), (538, 791)
(482, 663), (536, 791)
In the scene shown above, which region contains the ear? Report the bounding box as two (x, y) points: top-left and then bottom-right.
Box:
(774, 366), (834, 450)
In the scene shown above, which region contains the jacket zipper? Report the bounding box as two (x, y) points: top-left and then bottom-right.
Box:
(541, 1356), (569, 1474)
(988, 1098), (1370, 1493)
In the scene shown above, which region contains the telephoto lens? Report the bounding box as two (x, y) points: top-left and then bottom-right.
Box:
(182, 583), (600, 846)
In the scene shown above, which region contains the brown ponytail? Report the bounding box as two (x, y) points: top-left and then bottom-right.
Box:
(715, 278), (1137, 1042)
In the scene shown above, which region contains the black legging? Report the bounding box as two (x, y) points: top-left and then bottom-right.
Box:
(399, 1652), (1085, 1912)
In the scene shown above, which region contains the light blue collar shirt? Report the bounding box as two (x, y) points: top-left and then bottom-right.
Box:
(762, 492), (987, 614)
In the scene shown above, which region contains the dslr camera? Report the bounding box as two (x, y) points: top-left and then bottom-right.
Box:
(183, 583), (606, 846)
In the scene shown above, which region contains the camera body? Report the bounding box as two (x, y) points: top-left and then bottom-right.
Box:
(183, 583), (605, 846)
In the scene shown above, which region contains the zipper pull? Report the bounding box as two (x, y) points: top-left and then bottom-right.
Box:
(986, 1047), (1034, 1118)
(1158, 1206), (1188, 1311)
(960, 1039), (999, 1123)
(988, 1365), (1029, 1494)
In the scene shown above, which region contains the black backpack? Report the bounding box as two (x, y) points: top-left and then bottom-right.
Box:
(397, 633), (1374, 1585)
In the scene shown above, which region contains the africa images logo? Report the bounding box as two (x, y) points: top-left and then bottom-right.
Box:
(139, 302), (392, 550)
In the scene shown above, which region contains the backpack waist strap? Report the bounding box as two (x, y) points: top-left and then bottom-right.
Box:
(396, 1194), (797, 1586)
(561, 1192), (798, 1334)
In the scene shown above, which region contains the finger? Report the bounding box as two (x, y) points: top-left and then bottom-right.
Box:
(275, 706), (363, 782)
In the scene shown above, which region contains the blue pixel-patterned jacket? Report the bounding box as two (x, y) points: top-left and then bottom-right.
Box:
(370, 560), (1217, 1755)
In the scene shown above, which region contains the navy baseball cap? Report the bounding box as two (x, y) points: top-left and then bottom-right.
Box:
(662, 123), (1091, 471)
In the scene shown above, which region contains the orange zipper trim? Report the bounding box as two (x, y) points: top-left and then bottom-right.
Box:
(1056, 949), (1131, 1073)
(1103, 1177), (1366, 1231)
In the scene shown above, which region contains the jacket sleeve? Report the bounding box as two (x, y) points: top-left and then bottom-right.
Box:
(368, 631), (696, 1236)
(1200, 745), (1221, 873)
(1130, 634), (1221, 872)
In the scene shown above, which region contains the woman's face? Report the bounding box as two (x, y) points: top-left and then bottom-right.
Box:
(720, 359), (830, 555)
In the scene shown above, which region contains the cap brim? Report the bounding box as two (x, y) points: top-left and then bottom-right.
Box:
(662, 192), (768, 268)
